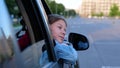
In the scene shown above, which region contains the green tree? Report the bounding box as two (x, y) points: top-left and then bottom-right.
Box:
(68, 9), (76, 16)
(5, 0), (19, 17)
(99, 12), (104, 17)
(45, 0), (76, 17)
(48, 1), (56, 13)
(46, 0), (65, 14)
(56, 3), (65, 15)
(118, 12), (120, 16)
(109, 4), (119, 17)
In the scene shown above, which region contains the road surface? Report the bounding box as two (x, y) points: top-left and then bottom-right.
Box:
(66, 16), (120, 68)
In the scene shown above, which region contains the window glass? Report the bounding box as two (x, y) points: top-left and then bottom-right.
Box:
(5, 0), (32, 52)
(0, 0), (23, 67)
(2, 0), (46, 68)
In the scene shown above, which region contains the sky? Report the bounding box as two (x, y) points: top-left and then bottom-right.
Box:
(55, 0), (82, 9)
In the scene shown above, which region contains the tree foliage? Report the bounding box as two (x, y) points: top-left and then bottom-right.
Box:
(45, 0), (76, 17)
(5, 0), (76, 18)
(46, 0), (65, 15)
(109, 4), (119, 17)
(5, 0), (19, 17)
(91, 12), (104, 17)
(57, 3), (65, 15)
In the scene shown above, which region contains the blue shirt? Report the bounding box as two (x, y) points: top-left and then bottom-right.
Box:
(39, 40), (78, 67)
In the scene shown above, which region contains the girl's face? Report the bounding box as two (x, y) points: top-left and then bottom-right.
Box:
(50, 20), (66, 43)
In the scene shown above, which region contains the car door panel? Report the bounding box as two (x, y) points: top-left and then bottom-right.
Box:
(16, 0), (57, 67)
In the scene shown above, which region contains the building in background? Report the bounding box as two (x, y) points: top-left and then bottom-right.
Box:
(79, 0), (120, 17)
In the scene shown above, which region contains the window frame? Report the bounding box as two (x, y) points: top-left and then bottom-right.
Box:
(16, 0), (56, 62)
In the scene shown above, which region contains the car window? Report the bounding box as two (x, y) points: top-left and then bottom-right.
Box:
(1, 0), (90, 68)
(1, 0), (60, 67)
(0, 0), (48, 68)
(0, 0), (25, 68)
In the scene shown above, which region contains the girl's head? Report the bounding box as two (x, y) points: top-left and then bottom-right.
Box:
(48, 14), (67, 43)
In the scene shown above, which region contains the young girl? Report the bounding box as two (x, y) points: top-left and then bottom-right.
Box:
(39, 14), (78, 68)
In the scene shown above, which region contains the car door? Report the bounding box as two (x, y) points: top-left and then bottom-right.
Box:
(16, 0), (68, 67)
(0, 0), (89, 68)
(0, 0), (56, 68)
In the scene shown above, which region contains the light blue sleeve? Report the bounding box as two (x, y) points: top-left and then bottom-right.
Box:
(39, 41), (78, 67)
(39, 51), (49, 67)
(54, 42), (78, 64)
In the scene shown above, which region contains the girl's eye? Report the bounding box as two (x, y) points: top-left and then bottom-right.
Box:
(58, 26), (62, 29)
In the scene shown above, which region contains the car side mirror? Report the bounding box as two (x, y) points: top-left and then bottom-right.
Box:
(68, 33), (89, 51)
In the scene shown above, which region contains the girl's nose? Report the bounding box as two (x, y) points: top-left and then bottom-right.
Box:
(62, 29), (66, 36)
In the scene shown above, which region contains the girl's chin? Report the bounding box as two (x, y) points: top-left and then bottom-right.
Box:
(58, 40), (63, 43)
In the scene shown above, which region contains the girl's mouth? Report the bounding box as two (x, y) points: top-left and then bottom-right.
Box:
(59, 36), (64, 40)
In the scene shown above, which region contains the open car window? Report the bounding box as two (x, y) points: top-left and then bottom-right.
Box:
(0, 0), (57, 68)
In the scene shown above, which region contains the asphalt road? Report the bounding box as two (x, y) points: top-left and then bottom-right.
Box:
(66, 16), (120, 68)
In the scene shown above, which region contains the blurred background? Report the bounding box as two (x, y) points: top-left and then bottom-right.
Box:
(4, 0), (120, 68)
